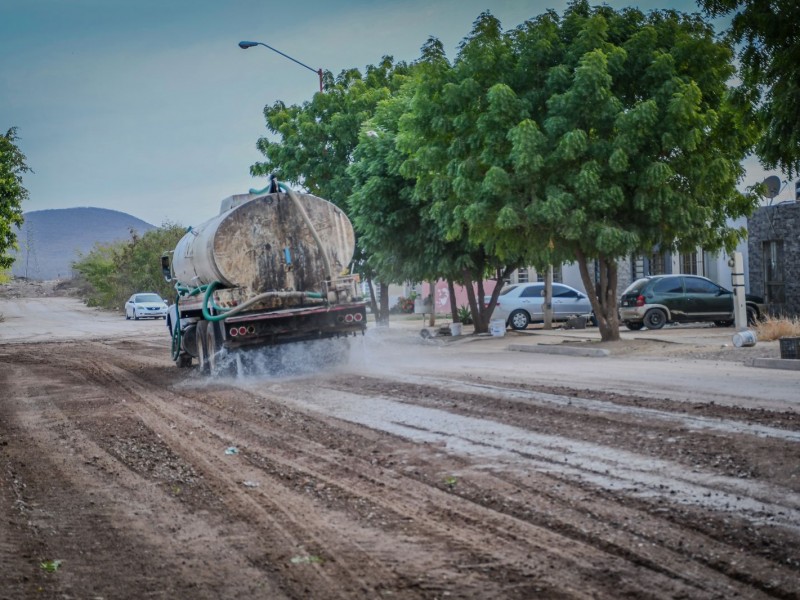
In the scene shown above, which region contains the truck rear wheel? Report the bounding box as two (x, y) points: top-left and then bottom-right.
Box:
(206, 321), (234, 376)
(196, 321), (210, 374)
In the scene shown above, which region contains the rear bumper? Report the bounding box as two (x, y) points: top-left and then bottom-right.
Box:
(219, 303), (367, 349)
(619, 306), (647, 321)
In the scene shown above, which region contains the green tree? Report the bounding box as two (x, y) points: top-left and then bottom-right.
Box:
(396, 23), (556, 333)
(72, 242), (123, 307)
(251, 57), (408, 208)
(507, 2), (758, 340)
(73, 223), (186, 309)
(251, 58), (410, 322)
(700, 0), (800, 176)
(0, 127), (30, 270)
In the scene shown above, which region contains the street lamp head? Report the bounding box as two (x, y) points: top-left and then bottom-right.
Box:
(238, 41), (259, 49)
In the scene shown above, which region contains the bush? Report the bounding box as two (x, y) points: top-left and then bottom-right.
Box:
(754, 315), (800, 341)
(72, 222), (186, 309)
(393, 295), (416, 314)
(456, 305), (473, 324)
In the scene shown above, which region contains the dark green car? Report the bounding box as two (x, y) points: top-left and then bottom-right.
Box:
(618, 275), (765, 330)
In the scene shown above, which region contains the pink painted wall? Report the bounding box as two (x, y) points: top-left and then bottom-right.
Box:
(423, 279), (501, 313)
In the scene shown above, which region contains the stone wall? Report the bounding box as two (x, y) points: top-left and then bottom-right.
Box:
(747, 202), (800, 317)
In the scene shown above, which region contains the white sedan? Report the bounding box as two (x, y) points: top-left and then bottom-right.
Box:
(485, 282), (594, 330)
(125, 293), (168, 320)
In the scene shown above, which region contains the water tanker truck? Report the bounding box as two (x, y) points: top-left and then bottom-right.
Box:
(162, 179), (366, 374)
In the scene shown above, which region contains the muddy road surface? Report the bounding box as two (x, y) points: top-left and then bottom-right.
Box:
(1, 296), (799, 599)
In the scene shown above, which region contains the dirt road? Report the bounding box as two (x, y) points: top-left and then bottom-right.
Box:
(1, 295), (799, 599)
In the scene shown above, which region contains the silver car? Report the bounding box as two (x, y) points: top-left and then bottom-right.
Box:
(125, 293), (168, 320)
(485, 283), (593, 330)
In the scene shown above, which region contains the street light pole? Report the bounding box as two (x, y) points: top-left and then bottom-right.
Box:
(238, 40), (323, 93)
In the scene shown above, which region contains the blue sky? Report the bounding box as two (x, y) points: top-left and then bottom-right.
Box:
(0, 0), (783, 227)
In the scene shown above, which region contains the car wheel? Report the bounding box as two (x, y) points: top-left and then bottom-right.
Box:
(643, 309), (666, 330)
(746, 306), (758, 326)
(125, 309), (130, 320)
(714, 320), (734, 327)
(508, 309), (530, 331)
(134, 310), (139, 320)
(624, 321), (644, 331)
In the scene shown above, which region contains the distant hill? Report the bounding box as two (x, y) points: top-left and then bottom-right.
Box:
(10, 207), (156, 280)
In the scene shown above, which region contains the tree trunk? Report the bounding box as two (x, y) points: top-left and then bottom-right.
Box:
(469, 267), (514, 334)
(427, 281), (435, 327)
(543, 265), (553, 330)
(366, 278), (379, 320)
(377, 281), (390, 326)
(576, 250), (620, 342)
(447, 279), (459, 323)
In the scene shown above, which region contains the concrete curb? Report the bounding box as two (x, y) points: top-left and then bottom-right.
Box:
(747, 358), (800, 371)
(508, 343), (609, 358)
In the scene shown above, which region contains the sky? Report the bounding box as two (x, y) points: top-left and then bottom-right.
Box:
(1, 0), (789, 228)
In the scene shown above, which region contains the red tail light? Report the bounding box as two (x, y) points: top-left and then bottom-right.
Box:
(229, 327), (238, 337)
(353, 312), (363, 322)
(636, 295), (645, 307)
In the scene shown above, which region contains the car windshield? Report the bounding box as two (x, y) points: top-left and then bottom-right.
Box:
(136, 294), (162, 303)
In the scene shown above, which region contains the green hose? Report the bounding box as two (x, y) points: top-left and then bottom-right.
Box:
(201, 281), (228, 322)
(170, 292), (182, 361)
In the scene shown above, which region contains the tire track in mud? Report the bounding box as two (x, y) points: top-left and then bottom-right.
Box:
(236, 374), (799, 598)
(320, 374), (800, 512)
(70, 349), (552, 598)
(1, 352), (289, 599)
(13, 344), (678, 597)
(3, 340), (799, 598)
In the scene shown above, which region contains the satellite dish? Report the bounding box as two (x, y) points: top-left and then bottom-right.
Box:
(762, 175), (781, 199)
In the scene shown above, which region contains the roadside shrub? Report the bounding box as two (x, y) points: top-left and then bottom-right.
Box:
(393, 295), (415, 314)
(392, 291), (419, 314)
(754, 315), (800, 341)
(72, 222), (186, 309)
(456, 305), (473, 324)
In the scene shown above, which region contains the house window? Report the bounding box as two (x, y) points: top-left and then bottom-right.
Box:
(680, 251), (703, 275)
(536, 266), (562, 283)
(763, 240), (785, 304)
(649, 251), (666, 275)
(516, 268), (529, 283)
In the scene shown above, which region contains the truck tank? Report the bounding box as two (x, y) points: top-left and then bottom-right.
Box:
(171, 191), (355, 294)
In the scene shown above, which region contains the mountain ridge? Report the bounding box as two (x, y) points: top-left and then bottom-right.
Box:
(10, 207), (157, 280)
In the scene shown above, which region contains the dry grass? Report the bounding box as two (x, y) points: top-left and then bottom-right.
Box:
(754, 315), (800, 341)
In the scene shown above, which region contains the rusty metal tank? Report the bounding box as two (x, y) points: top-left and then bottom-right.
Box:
(171, 191), (355, 293)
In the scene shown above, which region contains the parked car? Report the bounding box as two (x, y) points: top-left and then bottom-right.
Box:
(484, 283), (594, 330)
(618, 275), (765, 330)
(125, 293), (168, 320)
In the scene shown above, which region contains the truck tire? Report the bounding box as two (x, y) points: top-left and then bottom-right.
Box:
(196, 321), (210, 374)
(206, 321), (234, 377)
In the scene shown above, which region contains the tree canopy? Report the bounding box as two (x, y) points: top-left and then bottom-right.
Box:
(251, 2), (758, 339)
(72, 223), (187, 309)
(700, 0), (800, 177)
(0, 128), (30, 271)
(499, 2), (758, 338)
